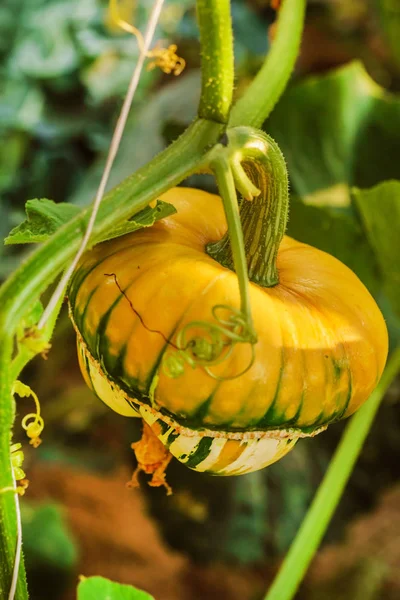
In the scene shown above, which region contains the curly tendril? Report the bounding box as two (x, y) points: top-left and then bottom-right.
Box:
(162, 305), (257, 380)
(106, 273), (258, 381)
(12, 380), (44, 448)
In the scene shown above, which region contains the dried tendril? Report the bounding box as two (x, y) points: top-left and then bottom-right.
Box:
(109, 0), (185, 75)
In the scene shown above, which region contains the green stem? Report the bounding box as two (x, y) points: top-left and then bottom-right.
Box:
(264, 347), (400, 600)
(0, 340), (28, 600)
(208, 127), (289, 287)
(197, 0), (234, 123)
(211, 157), (253, 324)
(229, 0), (306, 128)
(10, 285), (65, 383)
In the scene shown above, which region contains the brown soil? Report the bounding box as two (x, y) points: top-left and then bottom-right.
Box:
(27, 463), (267, 600)
(27, 462), (400, 600)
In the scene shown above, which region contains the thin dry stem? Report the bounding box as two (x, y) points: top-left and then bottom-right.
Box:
(7, 470), (22, 600)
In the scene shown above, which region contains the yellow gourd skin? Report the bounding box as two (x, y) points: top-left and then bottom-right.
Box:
(69, 187), (388, 476)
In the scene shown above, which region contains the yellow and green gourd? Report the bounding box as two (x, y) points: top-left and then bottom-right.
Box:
(68, 133), (388, 485)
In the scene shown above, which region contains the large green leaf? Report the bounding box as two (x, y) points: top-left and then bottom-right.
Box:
(267, 61), (400, 197)
(77, 576), (154, 600)
(352, 180), (400, 317)
(286, 196), (380, 294)
(265, 61), (400, 304)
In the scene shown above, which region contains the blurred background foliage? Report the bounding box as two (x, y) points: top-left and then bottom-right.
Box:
(1, 1), (400, 599)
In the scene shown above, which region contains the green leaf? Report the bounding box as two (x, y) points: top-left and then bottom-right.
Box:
(10, 2), (79, 79)
(267, 61), (400, 197)
(69, 71), (200, 206)
(99, 200), (176, 243)
(5, 199), (81, 245)
(77, 576), (154, 600)
(5, 197), (175, 247)
(374, 0), (400, 70)
(286, 194), (380, 293)
(352, 180), (400, 316)
(21, 502), (77, 571)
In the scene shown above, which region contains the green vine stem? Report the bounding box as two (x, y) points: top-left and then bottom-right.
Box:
(264, 346), (400, 600)
(0, 342), (28, 600)
(208, 127), (289, 287)
(210, 156), (254, 326)
(229, 0), (306, 128)
(197, 0), (234, 123)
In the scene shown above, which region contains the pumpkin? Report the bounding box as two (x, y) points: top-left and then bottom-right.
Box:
(68, 186), (388, 487)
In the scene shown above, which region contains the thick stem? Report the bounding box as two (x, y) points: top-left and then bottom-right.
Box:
(229, 0), (306, 128)
(197, 0), (234, 123)
(211, 157), (253, 324)
(264, 347), (400, 600)
(208, 128), (289, 287)
(0, 340), (28, 600)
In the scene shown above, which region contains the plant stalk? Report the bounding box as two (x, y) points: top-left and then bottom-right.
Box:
(197, 0), (234, 123)
(208, 128), (289, 287)
(229, 0), (306, 128)
(211, 157), (253, 323)
(0, 339), (28, 600)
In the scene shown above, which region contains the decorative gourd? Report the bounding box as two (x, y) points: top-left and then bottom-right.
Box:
(69, 174), (388, 488)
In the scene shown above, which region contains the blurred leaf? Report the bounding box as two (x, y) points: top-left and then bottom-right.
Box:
(101, 200), (176, 243)
(267, 61), (400, 197)
(286, 194), (380, 293)
(375, 0), (400, 70)
(5, 199), (81, 244)
(0, 80), (44, 132)
(77, 576), (154, 600)
(231, 0), (269, 60)
(70, 71), (201, 206)
(0, 132), (28, 192)
(221, 471), (269, 563)
(352, 180), (400, 316)
(10, 2), (80, 79)
(21, 502), (77, 570)
(81, 52), (155, 105)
